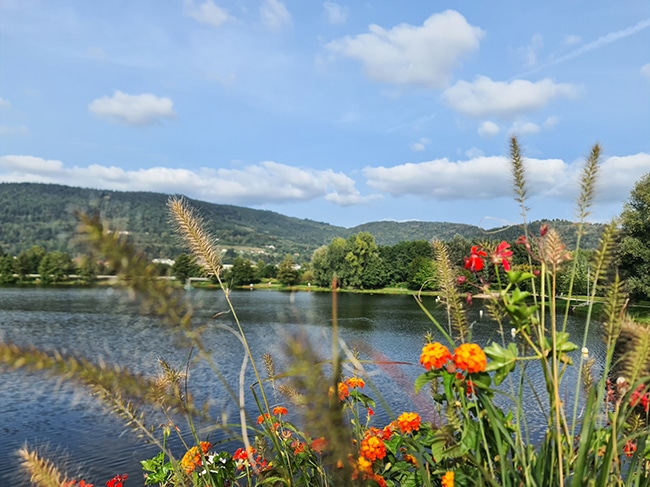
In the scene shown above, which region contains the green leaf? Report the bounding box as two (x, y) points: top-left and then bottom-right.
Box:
(507, 270), (535, 284)
(414, 370), (437, 394)
(484, 342), (518, 385)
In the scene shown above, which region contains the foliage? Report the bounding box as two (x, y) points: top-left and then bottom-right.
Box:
(617, 172), (650, 302)
(0, 183), (605, 262)
(277, 254), (300, 286)
(38, 250), (74, 284)
(1, 140), (649, 487)
(227, 257), (260, 287)
(171, 254), (204, 283)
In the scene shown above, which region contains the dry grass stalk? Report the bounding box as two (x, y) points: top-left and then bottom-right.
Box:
(576, 144), (601, 223)
(18, 446), (66, 487)
(432, 240), (468, 342)
(168, 196), (222, 278)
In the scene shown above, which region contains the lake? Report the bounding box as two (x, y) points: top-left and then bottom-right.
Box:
(0, 287), (607, 486)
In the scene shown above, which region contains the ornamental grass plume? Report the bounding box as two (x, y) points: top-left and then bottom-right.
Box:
(17, 446), (66, 487)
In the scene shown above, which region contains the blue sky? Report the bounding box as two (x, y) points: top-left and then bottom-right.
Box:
(1, 0), (649, 229)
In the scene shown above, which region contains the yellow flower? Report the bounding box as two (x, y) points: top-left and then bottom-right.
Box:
(346, 377), (365, 389)
(442, 471), (454, 487)
(360, 435), (387, 462)
(420, 342), (452, 370)
(180, 441), (211, 474)
(396, 411), (421, 434)
(453, 343), (487, 374)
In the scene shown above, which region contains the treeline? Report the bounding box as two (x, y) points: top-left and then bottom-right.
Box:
(208, 231), (597, 296)
(0, 230), (598, 297)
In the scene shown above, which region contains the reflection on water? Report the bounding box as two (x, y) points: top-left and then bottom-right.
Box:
(0, 288), (606, 486)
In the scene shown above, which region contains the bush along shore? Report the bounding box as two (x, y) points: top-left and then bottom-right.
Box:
(1, 137), (649, 486)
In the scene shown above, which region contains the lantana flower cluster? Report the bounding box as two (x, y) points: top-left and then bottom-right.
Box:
(420, 341), (487, 375)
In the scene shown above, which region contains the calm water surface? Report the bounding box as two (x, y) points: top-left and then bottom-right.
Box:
(0, 287), (607, 486)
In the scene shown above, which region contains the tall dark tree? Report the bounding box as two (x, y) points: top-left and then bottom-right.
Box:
(0, 255), (16, 284)
(15, 245), (46, 278)
(228, 257), (258, 286)
(277, 255), (300, 286)
(38, 251), (73, 284)
(172, 254), (203, 283)
(618, 172), (650, 302)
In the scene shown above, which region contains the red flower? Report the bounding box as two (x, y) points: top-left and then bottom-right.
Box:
(106, 474), (128, 487)
(492, 241), (513, 271)
(464, 246), (487, 272)
(624, 440), (637, 458)
(630, 384), (650, 413)
(273, 406), (288, 416)
(466, 292), (473, 306)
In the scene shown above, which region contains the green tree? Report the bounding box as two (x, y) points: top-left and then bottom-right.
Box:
(228, 257), (258, 286)
(618, 172), (650, 301)
(15, 245), (46, 278)
(380, 240), (434, 286)
(38, 251), (73, 284)
(77, 255), (98, 284)
(277, 255), (300, 286)
(310, 246), (331, 287)
(172, 254), (203, 283)
(407, 257), (437, 290)
(0, 255), (17, 284)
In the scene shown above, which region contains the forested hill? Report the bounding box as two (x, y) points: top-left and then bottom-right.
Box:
(0, 182), (605, 259)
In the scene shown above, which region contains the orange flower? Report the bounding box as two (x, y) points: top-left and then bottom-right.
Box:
(420, 342), (452, 370)
(357, 455), (373, 473)
(624, 440), (637, 458)
(453, 343), (487, 374)
(396, 412), (421, 434)
(311, 437), (328, 453)
(360, 435), (387, 462)
(346, 377), (365, 389)
(257, 413), (270, 424)
(292, 440), (306, 455)
(442, 471), (454, 487)
(403, 453), (417, 465)
(180, 441), (211, 474)
(338, 381), (350, 401)
(273, 406), (288, 416)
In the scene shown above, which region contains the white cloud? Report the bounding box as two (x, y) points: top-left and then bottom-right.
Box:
(598, 153), (650, 202)
(409, 137), (431, 152)
(0, 97), (10, 108)
(517, 34), (543, 68)
(443, 76), (580, 119)
(465, 147), (484, 159)
(564, 34), (581, 46)
(363, 152), (650, 206)
(510, 121), (540, 135)
(323, 2), (347, 24)
(477, 121), (500, 137)
(183, 0), (231, 28)
(0, 125), (28, 136)
(0, 155), (64, 174)
(88, 91), (177, 126)
(641, 63), (650, 80)
(0, 156), (371, 207)
(261, 0), (292, 31)
(326, 10), (484, 89)
(543, 116), (559, 129)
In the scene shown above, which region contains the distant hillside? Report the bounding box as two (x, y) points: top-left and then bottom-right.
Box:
(0, 183), (606, 260)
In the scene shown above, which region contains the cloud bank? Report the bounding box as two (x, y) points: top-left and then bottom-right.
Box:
(88, 91), (177, 126)
(1, 152), (647, 213)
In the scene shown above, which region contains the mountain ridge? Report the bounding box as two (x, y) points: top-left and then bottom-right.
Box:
(0, 182), (605, 260)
